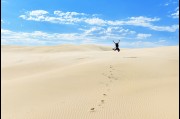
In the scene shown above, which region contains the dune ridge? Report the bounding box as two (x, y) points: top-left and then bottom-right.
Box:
(1, 44), (112, 52)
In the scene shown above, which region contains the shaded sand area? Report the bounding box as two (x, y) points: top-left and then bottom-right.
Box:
(1, 45), (179, 119)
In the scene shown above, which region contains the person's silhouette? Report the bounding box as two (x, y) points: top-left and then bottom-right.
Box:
(113, 40), (120, 52)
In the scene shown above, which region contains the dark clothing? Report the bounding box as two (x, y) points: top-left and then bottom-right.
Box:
(115, 43), (119, 48)
(114, 47), (120, 52)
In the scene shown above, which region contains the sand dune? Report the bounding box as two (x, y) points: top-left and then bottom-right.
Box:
(1, 44), (112, 53)
(1, 45), (179, 119)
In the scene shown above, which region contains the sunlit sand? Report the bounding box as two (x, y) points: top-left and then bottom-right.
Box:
(1, 45), (179, 119)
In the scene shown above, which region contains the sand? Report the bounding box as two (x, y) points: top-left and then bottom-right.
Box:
(1, 45), (179, 119)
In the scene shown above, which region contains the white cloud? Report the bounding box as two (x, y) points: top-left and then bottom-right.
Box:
(80, 26), (136, 38)
(171, 7), (179, 18)
(19, 10), (49, 21)
(29, 10), (48, 16)
(1, 29), (12, 34)
(20, 10), (88, 24)
(126, 16), (159, 27)
(1, 19), (4, 23)
(83, 26), (103, 35)
(150, 24), (179, 32)
(19, 10), (48, 21)
(164, 3), (169, 6)
(54, 10), (86, 17)
(136, 33), (152, 39)
(162, 1), (179, 19)
(107, 16), (178, 32)
(107, 16), (160, 26)
(1, 29), (84, 45)
(163, 0), (178, 6)
(84, 18), (106, 25)
(129, 16), (160, 22)
(20, 10), (179, 32)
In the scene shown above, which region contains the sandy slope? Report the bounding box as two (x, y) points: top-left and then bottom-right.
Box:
(1, 45), (179, 119)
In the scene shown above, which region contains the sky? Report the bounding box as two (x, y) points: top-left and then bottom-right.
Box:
(1, 0), (179, 48)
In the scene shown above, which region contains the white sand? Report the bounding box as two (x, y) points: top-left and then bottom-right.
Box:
(1, 45), (179, 119)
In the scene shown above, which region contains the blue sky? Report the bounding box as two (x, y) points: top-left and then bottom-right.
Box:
(1, 0), (179, 48)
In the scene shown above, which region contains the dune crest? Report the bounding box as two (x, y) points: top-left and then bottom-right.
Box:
(1, 44), (112, 52)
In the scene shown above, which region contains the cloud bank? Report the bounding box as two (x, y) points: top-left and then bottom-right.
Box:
(19, 10), (179, 32)
(1, 28), (168, 48)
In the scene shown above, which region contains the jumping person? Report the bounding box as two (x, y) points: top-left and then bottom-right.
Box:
(113, 40), (120, 52)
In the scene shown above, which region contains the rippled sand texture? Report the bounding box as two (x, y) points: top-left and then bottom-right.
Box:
(1, 45), (179, 119)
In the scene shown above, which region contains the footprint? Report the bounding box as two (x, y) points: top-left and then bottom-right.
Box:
(90, 108), (95, 112)
(103, 94), (107, 96)
(101, 100), (105, 103)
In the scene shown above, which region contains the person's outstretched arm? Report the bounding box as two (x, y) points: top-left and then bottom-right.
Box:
(113, 40), (115, 44)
